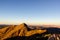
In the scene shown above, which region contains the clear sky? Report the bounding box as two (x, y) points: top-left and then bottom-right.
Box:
(0, 0), (60, 25)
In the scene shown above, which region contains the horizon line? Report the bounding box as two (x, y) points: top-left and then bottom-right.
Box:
(0, 22), (60, 26)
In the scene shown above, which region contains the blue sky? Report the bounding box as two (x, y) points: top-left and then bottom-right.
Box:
(0, 0), (60, 25)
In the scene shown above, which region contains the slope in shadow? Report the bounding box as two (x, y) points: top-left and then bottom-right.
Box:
(46, 27), (60, 34)
(5, 34), (48, 40)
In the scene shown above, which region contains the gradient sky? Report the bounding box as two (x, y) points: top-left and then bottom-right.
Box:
(0, 0), (60, 25)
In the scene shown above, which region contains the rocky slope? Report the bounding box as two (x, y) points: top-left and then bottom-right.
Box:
(0, 23), (46, 40)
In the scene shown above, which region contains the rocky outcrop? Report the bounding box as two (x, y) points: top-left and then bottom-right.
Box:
(0, 23), (46, 40)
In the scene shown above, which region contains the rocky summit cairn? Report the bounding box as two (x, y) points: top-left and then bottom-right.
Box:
(0, 23), (46, 40)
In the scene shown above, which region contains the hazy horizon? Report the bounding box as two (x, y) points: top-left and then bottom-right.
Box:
(0, 0), (60, 25)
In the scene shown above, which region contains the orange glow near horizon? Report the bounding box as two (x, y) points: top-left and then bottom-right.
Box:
(0, 21), (60, 26)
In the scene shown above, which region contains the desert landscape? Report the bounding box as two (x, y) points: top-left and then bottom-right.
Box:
(0, 23), (60, 40)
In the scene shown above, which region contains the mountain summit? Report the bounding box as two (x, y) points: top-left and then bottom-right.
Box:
(0, 23), (46, 40)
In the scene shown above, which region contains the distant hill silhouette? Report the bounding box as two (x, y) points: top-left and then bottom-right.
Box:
(0, 25), (9, 28)
(46, 27), (60, 34)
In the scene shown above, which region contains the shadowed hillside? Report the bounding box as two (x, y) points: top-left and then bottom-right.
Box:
(46, 27), (60, 34)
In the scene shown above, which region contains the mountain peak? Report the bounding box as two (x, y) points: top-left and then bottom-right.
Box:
(22, 23), (27, 26)
(19, 23), (28, 28)
(0, 23), (46, 40)
(19, 23), (31, 31)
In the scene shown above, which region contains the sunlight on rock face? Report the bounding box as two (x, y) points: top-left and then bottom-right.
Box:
(0, 23), (46, 40)
(25, 30), (46, 36)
